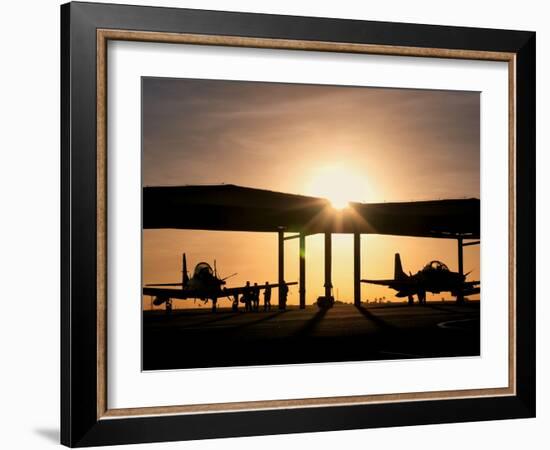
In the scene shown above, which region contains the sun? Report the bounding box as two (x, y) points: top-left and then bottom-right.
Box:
(327, 194), (350, 210)
(306, 164), (370, 209)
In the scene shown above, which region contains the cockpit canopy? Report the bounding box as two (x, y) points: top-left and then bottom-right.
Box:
(424, 260), (449, 272)
(194, 262), (214, 279)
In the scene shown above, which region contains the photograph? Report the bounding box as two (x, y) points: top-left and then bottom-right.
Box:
(141, 77), (481, 371)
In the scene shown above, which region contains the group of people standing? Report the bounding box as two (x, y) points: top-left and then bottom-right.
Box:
(232, 281), (289, 312)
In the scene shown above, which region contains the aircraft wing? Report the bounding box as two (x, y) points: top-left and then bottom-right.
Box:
(143, 287), (207, 300)
(361, 278), (418, 288)
(360, 278), (398, 287)
(143, 282), (298, 301)
(222, 281), (298, 297)
(464, 280), (480, 287)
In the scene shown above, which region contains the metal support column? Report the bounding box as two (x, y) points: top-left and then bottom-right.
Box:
(278, 229), (285, 308)
(457, 237), (464, 304)
(353, 233), (361, 306)
(299, 233), (306, 309)
(324, 232), (332, 298)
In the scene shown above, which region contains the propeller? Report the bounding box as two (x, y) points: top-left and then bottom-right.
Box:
(212, 258), (238, 283)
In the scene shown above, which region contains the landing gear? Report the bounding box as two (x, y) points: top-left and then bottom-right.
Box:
(211, 297), (217, 313)
(165, 299), (173, 314)
(408, 295), (414, 305)
(417, 290), (426, 305)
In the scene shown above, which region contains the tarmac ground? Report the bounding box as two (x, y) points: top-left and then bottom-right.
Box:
(142, 300), (480, 370)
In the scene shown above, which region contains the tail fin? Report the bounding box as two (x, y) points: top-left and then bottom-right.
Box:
(394, 253), (407, 280)
(182, 253), (189, 288)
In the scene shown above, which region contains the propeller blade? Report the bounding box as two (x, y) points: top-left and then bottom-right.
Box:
(222, 272), (238, 281)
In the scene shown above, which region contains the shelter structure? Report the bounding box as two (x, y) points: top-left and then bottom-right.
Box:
(144, 185), (480, 307)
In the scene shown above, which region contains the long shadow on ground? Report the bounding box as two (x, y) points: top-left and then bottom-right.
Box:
(143, 304), (480, 370)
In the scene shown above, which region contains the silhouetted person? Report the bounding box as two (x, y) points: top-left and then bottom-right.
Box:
(232, 295), (239, 312)
(263, 282), (272, 311)
(243, 281), (252, 312)
(279, 282), (289, 310)
(253, 283), (260, 311)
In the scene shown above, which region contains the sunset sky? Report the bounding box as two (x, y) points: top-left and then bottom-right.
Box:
(142, 77), (480, 309)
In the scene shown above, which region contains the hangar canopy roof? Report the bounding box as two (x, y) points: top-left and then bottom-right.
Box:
(143, 185), (479, 239)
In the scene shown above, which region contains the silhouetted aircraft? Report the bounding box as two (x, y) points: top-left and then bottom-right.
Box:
(143, 253), (296, 313)
(361, 253), (480, 304)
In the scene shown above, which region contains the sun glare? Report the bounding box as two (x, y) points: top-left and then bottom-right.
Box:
(306, 164), (370, 209)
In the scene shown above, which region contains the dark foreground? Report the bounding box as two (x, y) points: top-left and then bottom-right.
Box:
(143, 301), (480, 370)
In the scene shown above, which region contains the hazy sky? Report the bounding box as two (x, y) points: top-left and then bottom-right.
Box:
(142, 77), (480, 309)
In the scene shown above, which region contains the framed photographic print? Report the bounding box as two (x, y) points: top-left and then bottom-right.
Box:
(61, 2), (536, 447)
